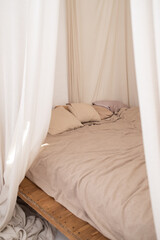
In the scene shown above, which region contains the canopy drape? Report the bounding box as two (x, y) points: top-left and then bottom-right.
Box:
(130, 0), (160, 239)
(0, 0), (59, 230)
(67, 0), (138, 106)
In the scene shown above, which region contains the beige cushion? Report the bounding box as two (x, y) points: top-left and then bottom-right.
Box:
(49, 107), (83, 135)
(68, 103), (101, 123)
(93, 105), (113, 119)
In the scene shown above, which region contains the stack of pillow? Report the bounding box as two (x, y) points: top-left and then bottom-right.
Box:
(49, 101), (127, 135)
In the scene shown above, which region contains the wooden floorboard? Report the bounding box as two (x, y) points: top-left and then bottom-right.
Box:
(18, 177), (109, 240)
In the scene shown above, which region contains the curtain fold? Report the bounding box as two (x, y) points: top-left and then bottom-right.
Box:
(0, 0), (59, 230)
(67, 0), (81, 102)
(130, 0), (160, 239)
(67, 0), (138, 106)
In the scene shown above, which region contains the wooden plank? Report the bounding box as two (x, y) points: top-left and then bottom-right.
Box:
(18, 177), (109, 240)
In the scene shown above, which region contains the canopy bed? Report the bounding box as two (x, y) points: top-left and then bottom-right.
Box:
(19, 105), (156, 240)
(0, 0), (160, 239)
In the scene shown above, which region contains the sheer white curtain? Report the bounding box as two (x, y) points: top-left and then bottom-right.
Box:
(0, 0), (59, 230)
(130, 0), (160, 239)
(67, 0), (138, 106)
(53, 0), (69, 107)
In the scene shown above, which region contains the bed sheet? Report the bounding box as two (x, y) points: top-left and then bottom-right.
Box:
(27, 107), (156, 240)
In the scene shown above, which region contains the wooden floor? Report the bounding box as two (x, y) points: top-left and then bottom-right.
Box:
(18, 177), (109, 240)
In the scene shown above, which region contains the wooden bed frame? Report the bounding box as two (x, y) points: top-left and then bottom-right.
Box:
(18, 177), (109, 240)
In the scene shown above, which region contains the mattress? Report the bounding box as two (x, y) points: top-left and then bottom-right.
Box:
(27, 107), (156, 240)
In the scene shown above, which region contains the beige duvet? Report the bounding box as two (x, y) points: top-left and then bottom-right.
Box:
(27, 107), (156, 240)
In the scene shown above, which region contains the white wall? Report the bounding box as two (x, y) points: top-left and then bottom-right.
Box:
(53, 0), (68, 107)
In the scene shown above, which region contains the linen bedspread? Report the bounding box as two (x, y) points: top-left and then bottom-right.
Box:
(27, 107), (156, 240)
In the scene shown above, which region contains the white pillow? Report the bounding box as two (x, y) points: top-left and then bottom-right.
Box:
(48, 107), (83, 135)
(68, 103), (101, 123)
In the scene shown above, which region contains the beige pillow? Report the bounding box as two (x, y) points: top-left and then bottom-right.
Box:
(68, 103), (101, 123)
(92, 105), (113, 120)
(49, 106), (83, 135)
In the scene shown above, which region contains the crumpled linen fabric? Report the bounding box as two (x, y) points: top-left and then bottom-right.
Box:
(27, 107), (156, 240)
(0, 202), (56, 240)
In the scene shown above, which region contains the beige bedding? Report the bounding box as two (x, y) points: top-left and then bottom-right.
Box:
(27, 107), (156, 240)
